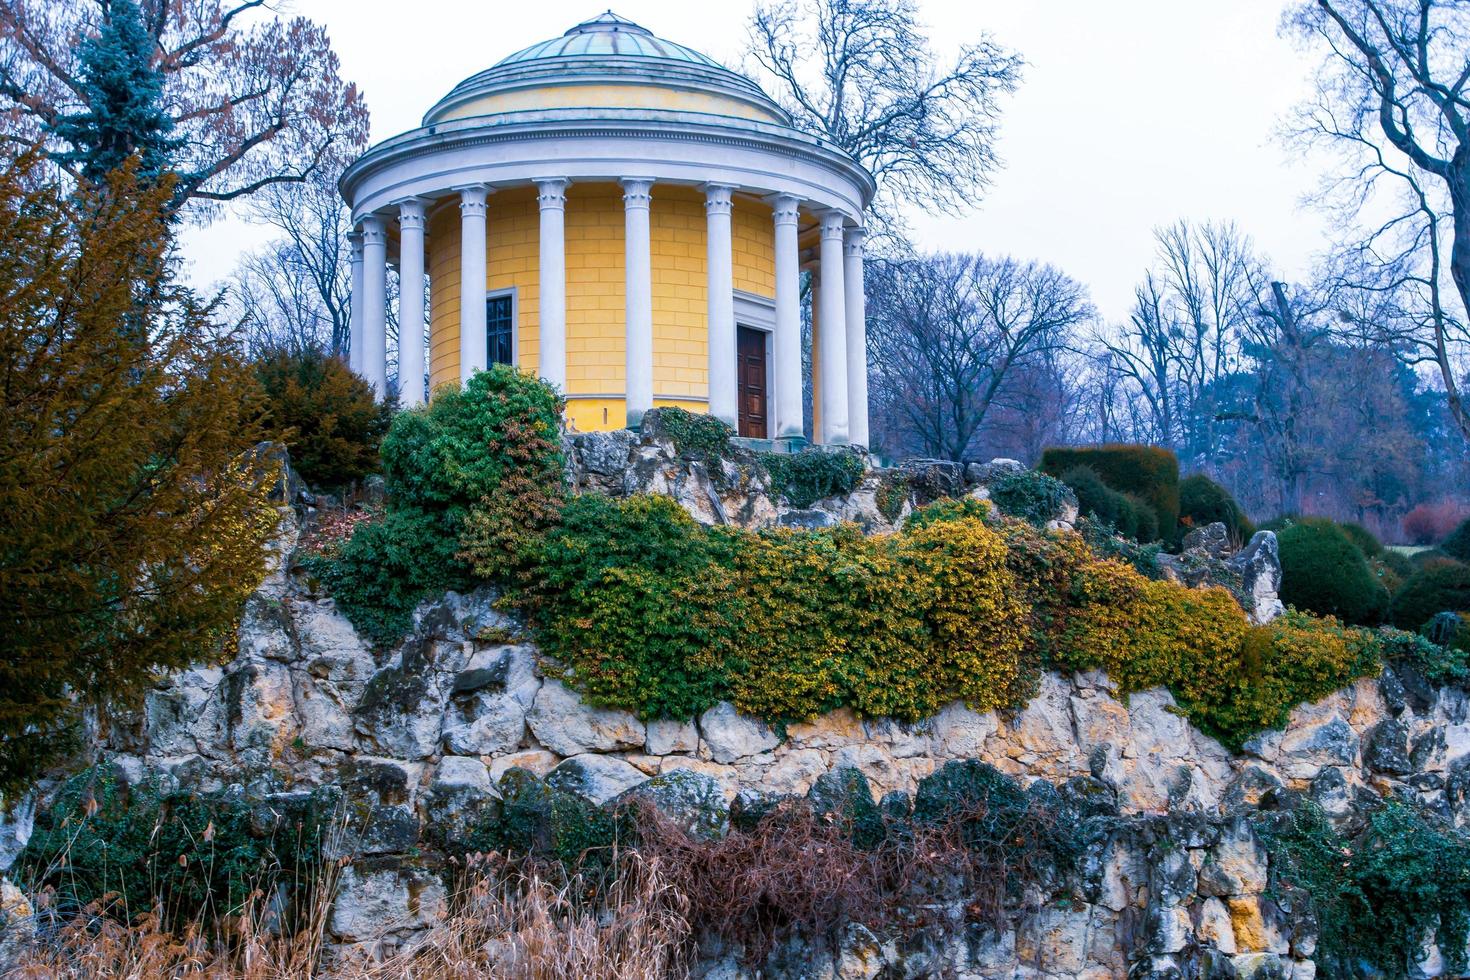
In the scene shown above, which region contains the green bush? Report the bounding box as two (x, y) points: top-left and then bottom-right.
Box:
(1443, 518), (1470, 563)
(1276, 518), (1390, 625)
(1390, 562), (1470, 633)
(1178, 473), (1253, 542)
(1340, 521), (1384, 558)
(988, 469), (1073, 527)
(17, 765), (331, 930)
(301, 506), (472, 645)
(380, 365), (564, 532)
(1377, 549), (1416, 581)
(308, 367), (564, 643)
(762, 449), (864, 508)
(1060, 466), (1137, 536)
(254, 347), (390, 491)
(1379, 625), (1470, 686)
(1258, 801), (1470, 978)
(1040, 444), (1180, 540)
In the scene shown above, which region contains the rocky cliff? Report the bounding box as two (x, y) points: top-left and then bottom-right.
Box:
(4, 436), (1462, 978)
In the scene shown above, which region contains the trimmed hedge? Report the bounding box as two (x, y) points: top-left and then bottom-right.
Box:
(1061, 466), (1139, 538)
(1276, 519), (1390, 626)
(1340, 522), (1383, 558)
(1041, 444), (1180, 541)
(1179, 473), (1253, 542)
(1443, 518), (1470, 563)
(1390, 563), (1470, 633)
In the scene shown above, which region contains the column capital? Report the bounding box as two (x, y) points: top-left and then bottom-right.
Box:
(843, 225), (866, 257)
(359, 214), (389, 247)
(533, 177), (570, 209)
(455, 184), (490, 216)
(702, 182), (736, 215)
(818, 209), (848, 240)
(620, 177), (654, 209)
(768, 193), (801, 227)
(347, 228), (364, 258)
(395, 197), (429, 229)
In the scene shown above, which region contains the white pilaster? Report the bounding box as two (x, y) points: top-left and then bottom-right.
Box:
(622, 177), (655, 429)
(457, 185), (490, 383)
(360, 215), (389, 401)
(844, 227), (869, 448)
(771, 194), (803, 440)
(347, 230), (364, 373)
(396, 199), (428, 407)
(817, 211), (849, 444)
(703, 183), (737, 428)
(535, 178), (569, 390)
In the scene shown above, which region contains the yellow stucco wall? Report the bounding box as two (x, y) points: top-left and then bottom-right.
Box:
(426, 182), (775, 431)
(430, 83), (782, 125)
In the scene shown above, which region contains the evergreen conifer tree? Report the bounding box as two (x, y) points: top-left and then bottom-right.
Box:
(48, 0), (181, 185)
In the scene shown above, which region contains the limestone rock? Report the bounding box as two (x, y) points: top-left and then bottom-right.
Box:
(0, 877), (34, 970)
(1199, 817), (1269, 898)
(546, 754), (648, 805)
(526, 678), (644, 756)
(330, 863), (447, 941)
(699, 701), (780, 763)
(615, 768), (729, 838)
(645, 718), (699, 755)
(1278, 715), (1359, 780)
(1183, 522), (1234, 559)
(1229, 531), (1285, 625)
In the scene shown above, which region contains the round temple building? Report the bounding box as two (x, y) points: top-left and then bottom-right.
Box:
(340, 11), (874, 444)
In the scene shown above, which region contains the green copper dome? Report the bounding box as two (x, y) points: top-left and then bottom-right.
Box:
(423, 11), (786, 127)
(496, 12), (723, 68)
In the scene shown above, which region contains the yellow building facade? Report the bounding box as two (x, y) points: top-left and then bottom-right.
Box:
(342, 12), (874, 444)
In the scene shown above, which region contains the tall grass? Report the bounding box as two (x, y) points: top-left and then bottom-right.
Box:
(9, 851), (690, 980)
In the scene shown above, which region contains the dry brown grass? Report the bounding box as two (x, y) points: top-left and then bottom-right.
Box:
(11, 851), (690, 980)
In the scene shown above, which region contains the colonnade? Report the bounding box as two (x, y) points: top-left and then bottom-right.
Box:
(348, 181), (868, 446)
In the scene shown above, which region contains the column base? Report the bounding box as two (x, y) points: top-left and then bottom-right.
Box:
(772, 434), (809, 454)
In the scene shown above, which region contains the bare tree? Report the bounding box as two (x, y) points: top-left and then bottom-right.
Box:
(1095, 221), (1265, 470)
(747, 0), (1021, 241)
(230, 155), (353, 356)
(0, 0), (370, 217)
(867, 253), (1093, 461)
(1284, 0), (1470, 440)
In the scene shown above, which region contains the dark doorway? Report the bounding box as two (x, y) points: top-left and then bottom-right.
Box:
(737, 326), (768, 438)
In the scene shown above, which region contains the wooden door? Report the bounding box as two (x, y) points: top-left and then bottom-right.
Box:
(737, 326), (768, 438)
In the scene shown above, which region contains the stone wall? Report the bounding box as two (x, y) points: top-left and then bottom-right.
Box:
(21, 492), (1455, 977)
(3, 441), (1432, 978)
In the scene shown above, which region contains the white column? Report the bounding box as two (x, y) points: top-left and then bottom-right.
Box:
(361, 215), (389, 401)
(844, 227), (869, 448)
(347, 230), (364, 373)
(458, 185), (489, 383)
(817, 211), (849, 444)
(622, 177), (655, 429)
(535, 178), (569, 390)
(703, 183), (737, 428)
(771, 194), (803, 440)
(396, 199), (428, 407)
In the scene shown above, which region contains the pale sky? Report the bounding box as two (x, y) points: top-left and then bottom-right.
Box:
(177, 0), (1334, 324)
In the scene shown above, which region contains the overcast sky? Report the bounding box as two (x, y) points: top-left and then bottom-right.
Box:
(178, 0), (1335, 324)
